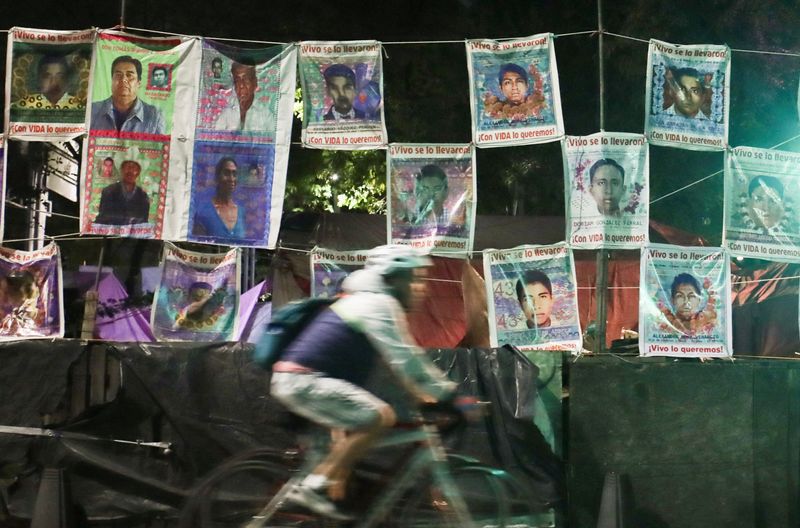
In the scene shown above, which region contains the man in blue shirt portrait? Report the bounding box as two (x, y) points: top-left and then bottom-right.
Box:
(90, 55), (166, 135)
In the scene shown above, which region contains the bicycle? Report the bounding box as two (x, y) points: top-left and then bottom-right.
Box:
(179, 402), (539, 527)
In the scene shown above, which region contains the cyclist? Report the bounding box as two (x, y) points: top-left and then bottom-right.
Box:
(270, 244), (456, 520)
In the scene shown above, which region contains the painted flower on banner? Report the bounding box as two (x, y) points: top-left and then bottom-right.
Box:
(623, 182), (645, 214)
(574, 158), (593, 192)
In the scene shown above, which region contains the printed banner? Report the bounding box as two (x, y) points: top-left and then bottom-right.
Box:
(185, 40), (296, 248)
(82, 135), (169, 238)
(466, 34), (564, 147)
(150, 243), (240, 342)
(299, 40), (387, 150)
(639, 244), (731, 357)
(483, 244), (581, 352)
(562, 132), (649, 249)
(0, 243), (63, 341)
(723, 147), (800, 262)
(387, 144), (476, 255)
(644, 39), (729, 151)
(82, 31), (200, 239)
(310, 247), (368, 298)
(0, 137), (5, 242)
(5, 28), (93, 141)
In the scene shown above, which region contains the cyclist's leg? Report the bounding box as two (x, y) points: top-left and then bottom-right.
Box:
(321, 403), (395, 499)
(271, 372), (394, 505)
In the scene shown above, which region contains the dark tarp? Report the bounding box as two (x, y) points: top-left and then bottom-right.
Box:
(569, 354), (800, 528)
(0, 340), (562, 523)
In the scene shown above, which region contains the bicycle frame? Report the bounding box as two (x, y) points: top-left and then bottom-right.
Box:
(245, 423), (477, 528)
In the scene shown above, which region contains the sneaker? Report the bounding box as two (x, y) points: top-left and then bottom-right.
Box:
(286, 484), (355, 521)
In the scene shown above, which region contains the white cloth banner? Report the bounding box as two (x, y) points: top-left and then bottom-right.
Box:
(150, 243), (240, 342)
(82, 30), (201, 240)
(466, 33), (564, 147)
(644, 39), (730, 151)
(5, 27), (94, 141)
(639, 244), (731, 357)
(299, 40), (387, 150)
(179, 41), (297, 248)
(723, 146), (800, 262)
(483, 243), (581, 352)
(309, 247), (368, 298)
(387, 143), (476, 256)
(0, 243), (64, 341)
(562, 132), (649, 249)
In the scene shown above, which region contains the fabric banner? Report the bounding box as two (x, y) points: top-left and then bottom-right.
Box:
(466, 33), (564, 147)
(723, 146), (800, 262)
(5, 27), (93, 141)
(309, 247), (368, 298)
(0, 243), (63, 341)
(150, 243), (240, 342)
(299, 40), (387, 149)
(184, 40), (296, 248)
(644, 39), (730, 151)
(483, 243), (581, 352)
(387, 143), (476, 256)
(639, 244), (731, 357)
(562, 132), (649, 249)
(82, 30), (200, 239)
(0, 136), (5, 242)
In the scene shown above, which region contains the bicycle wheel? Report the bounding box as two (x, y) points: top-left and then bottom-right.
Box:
(179, 447), (327, 528)
(389, 462), (518, 528)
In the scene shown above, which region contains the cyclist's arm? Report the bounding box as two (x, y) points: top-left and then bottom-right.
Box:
(332, 294), (456, 402)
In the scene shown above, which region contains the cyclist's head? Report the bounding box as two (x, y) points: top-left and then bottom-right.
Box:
(364, 245), (432, 309)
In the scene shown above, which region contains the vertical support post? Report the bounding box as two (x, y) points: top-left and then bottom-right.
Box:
(119, 0), (127, 28)
(27, 145), (48, 251)
(594, 0), (609, 353)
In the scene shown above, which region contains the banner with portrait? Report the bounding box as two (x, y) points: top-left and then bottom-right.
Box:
(5, 27), (93, 141)
(0, 137), (5, 242)
(644, 39), (729, 151)
(483, 243), (581, 352)
(82, 31), (200, 239)
(150, 243), (240, 342)
(183, 41), (296, 248)
(639, 244), (731, 357)
(387, 143), (476, 256)
(299, 40), (387, 150)
(310, 247), (368, 298)
(562, 132), (649, 249)
(0, 243), (63, 341)
(81, 135), (170, 238)
(466, 34), (564, 147)
(723, 146), (800, 262)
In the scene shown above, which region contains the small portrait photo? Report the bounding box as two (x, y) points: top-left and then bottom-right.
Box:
(10, 51), (89, 112)
(731, 174), (798, 235)
(320, 62), (382, 122)
(482, 62), (549, 123)
(147, 64), (172, 91)
(658, 66), (715, 121)
(572, 157), (645, 218)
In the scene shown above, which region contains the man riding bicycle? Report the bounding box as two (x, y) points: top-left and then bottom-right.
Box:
(270, 244), (456, 520)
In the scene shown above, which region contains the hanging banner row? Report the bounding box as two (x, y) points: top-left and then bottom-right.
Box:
(0, 239), (733, 357)
(6, 29), (732, 151)
(311, 243), (733, 358)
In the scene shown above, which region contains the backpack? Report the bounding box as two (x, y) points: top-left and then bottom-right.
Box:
(252, 297), (336, 369)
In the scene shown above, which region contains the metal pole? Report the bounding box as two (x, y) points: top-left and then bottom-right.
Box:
(119, 0), (127, 28)
(597, 0), (605, 133)
(594, 0), (609, 354)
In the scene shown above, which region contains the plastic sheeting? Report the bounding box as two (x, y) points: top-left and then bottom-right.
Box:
(0, 340), (562, 523)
